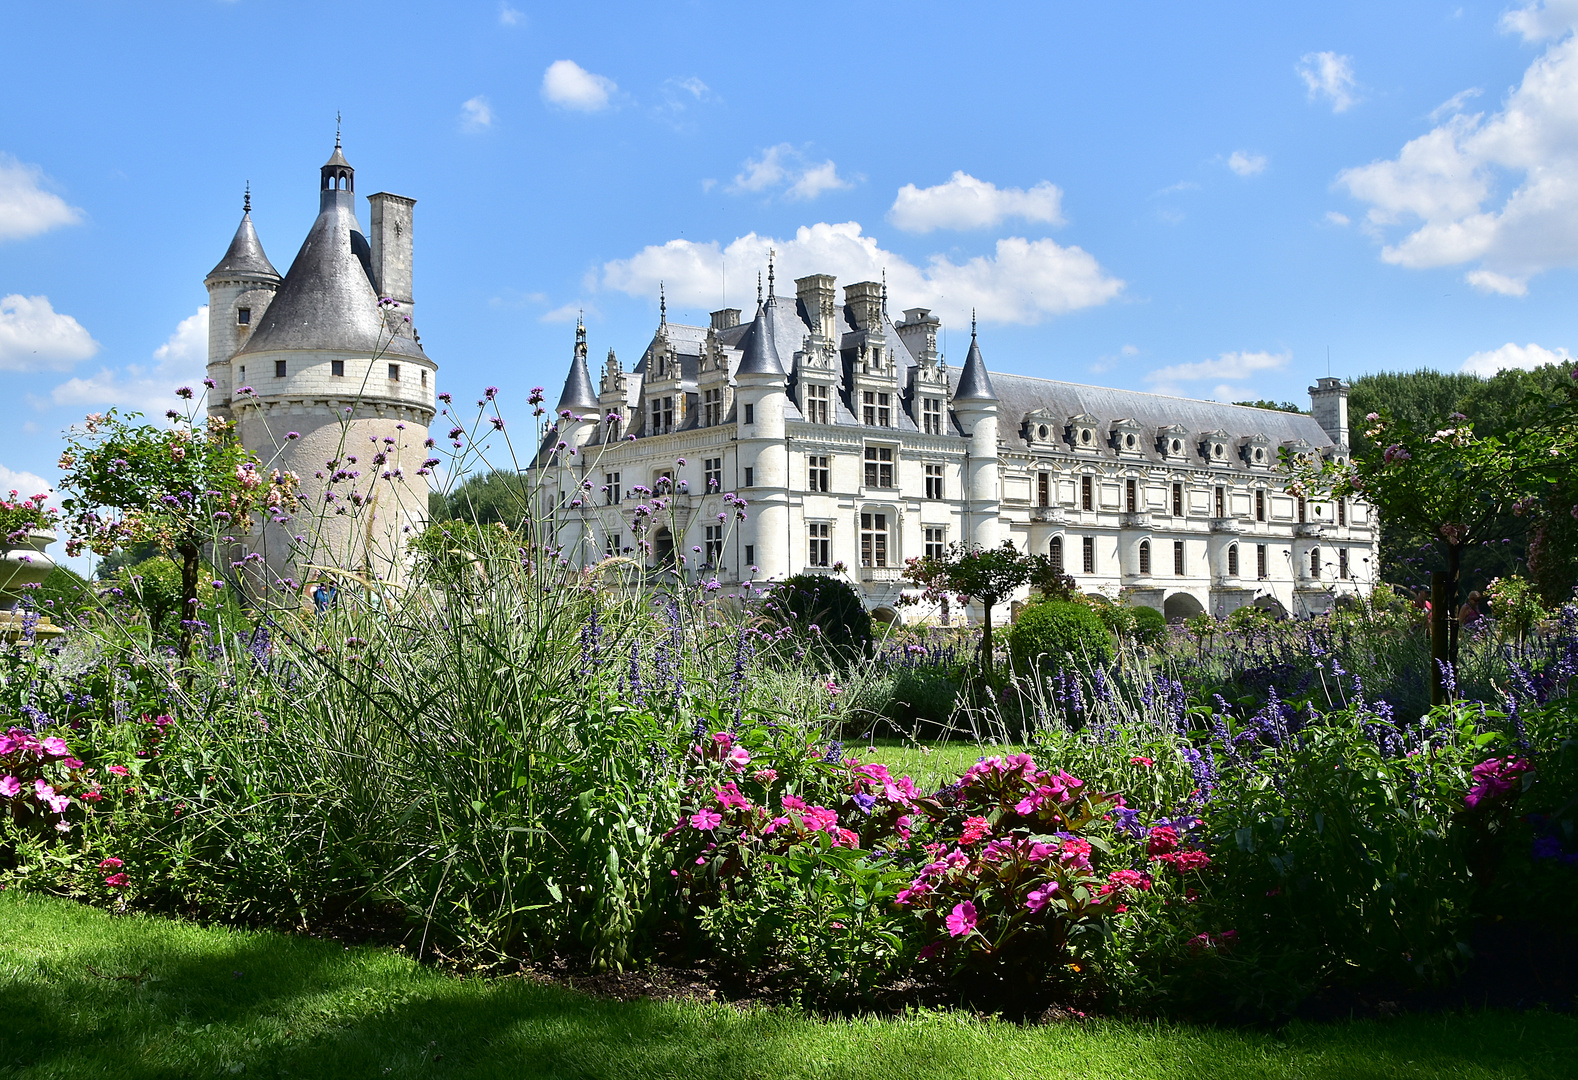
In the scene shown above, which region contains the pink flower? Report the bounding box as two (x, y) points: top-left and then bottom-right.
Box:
(98, 857), (124, 869)
(1058, 837), (1093, 870)
(1129, 756), (1154, 767)
(41, 736), (70, 756)
(752, 768), (778, 785)
(104, 872), (129, 888)
(960, 816), (991, 844)
(781, 795), (807, 812)
(688, 810), (722, 830)
(63, 757), (84, 769)
(107, 764), (130, 777)
(801, 805), (839, 832)
(725, 745), (752, 770)
(763, 815), (791, 835)
(0, 776), (19, 798)
(1105, 869), (1152, 893)
(1025, 883), (1058, 913)
(945, 901), (978, 937)
(81, 786), (102, 802)
(1146, 826), (1180, 856)
(714, 783), (750, 810)
(710, 731), (735, 754)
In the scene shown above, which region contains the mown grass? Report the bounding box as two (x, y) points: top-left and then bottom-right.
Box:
(2, 891), (1571, 1080)
(863, 739), (1025, 791)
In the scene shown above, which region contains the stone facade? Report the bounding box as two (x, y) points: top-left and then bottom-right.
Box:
(542, 271), (1375, 623)
(205, 141), (436, 588)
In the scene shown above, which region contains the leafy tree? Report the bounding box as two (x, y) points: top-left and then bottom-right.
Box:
(903, 541), (1039, 678)
(761, 573), (873, 664)
(1008, 600), (1113, 673)
(430, 469), (535, 527)
(1347, 370), (1482, 457)
(1233, 400), (1304, 413)
(57, 405), (299, 656)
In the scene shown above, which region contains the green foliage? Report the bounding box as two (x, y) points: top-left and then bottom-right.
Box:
(1347, 369), (1483, 457)
(1129, 604), (1167, 645)
(1231, 400), (1303, 413)
(1009, 600), (1114, 673)
(763, 573), (873, 663)
(428, 468), (534, 527)
(904, 541), (1045, 677)
(1076, 593), (1137, 640)
(1485, 574), (1546, 638)
(0, 490), (55, 539)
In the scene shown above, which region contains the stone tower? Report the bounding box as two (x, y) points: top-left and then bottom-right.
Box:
(207, 135), (437, 591)
(950, 318), (1000, 549)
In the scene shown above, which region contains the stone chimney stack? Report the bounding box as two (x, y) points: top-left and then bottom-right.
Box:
(368, 192), (415, 310)
(844, 280), (883, 332)
(1308, 377), (1350, 449)
(795, 274), (838, 341)
(709, 308), (741, 330)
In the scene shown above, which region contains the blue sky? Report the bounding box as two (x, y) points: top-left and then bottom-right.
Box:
(4, 0), (1578, 514)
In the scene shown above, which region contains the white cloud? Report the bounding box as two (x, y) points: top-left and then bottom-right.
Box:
(1227, 151), (1268, 177)
(1297, 51), (1360, 112)
(1326, 210), (1351, 226)
(888, 172), (1064, 233)
(541, 302), (597, 324)
(1462, 340), (1572, 374)
(51, 306), (207, 416)
(1430, 87), (1483, 121)
(672, 76), (709, 99)
(542, 60), (616, 112)
(0, 463), (53, 502)
(600, 221), (1123, 327)
(1337, 14), (1578, 293)
(497, 2), (524, 26)
(0, 294), (99, 372)
(460, 96), (493, 132)
(0, 154), (82, 242)
(1501, 0), (1578, 42)
(728, 144), (852, 201)
(1147, 350), (1291, 397)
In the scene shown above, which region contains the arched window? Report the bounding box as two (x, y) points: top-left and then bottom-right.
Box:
(1138, 539), (1151, 575)
(1049, 535), (1064, 574)
(1227, 543), (1239, 578)
(1309, 547), (1321, 579)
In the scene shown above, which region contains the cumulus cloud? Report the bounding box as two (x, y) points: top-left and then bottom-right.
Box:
(1146, 350), (1291, 398)
(1461, 340), (1573, 374)
(51, 306), (207, 416)
(600, 221), (1122, 327)
(0, 294), (98, 372)
(1337, 8), (1578, 294)
(889, 172), (1064, 233)
(728, 144), (852, 201)
(0, 155), (82, 243)
(1227, 151), (1268, 177)
(1502, 0), (1578, 41)
(542, 60), (616, 112)
(1297, 51), (1360, 112)
(0, 463), (53, 502)
(460, 96), (493, 132)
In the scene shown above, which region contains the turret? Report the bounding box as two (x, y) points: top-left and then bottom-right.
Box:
(1309, 377), (1350, 449)
(734, 280), (790, 580)
(951, 316), (1000, 548)
(555, 319), (601, 449)
(204, 186), (281, 417)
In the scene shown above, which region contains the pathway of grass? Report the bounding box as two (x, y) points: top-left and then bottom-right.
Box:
(1, 891), (1571, 1079)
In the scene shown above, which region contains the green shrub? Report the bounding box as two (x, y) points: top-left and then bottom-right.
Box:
(764, 573), (873, 663)
(1129, 604), (1167, 645)
(1009, 600), (1114, 673)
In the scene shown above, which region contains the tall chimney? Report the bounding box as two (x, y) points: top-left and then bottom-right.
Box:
(368, 192), (416, 308)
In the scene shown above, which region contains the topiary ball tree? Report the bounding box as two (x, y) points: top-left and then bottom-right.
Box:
(1008, 600), (1114, 674)
(1129, 603), (1167, 646)
(765, 573), (873, 663)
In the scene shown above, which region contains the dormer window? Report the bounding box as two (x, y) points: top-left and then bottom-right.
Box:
(922, 396), (943, 434)
(1080, 428), (1092, 445)
(237, 307), (251, 326)
(1038, 424), (1051, 441)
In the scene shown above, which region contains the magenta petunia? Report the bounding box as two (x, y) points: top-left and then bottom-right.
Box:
(945, 901), (979, 937)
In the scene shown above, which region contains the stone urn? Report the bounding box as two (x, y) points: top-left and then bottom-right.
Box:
(1, 528), (64, 639)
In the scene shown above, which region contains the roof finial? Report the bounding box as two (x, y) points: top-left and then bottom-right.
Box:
(971, 308), (977, 337)
(881, 268), (888, 316)
(243, 182), (251, 214)
(335, 111), (342, 148)
(767, 248), (776, 298)
(756, 271), (763, 306)
(659, 281), (666, 325)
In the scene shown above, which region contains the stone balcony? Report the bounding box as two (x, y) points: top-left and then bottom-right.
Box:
(1030, 505), (1063, 523)
(1294, 523), (1327, 538)
(860, 566), (903, 583)
(1209, 517), (1241, 534)
(1119, 512), (1151, 529)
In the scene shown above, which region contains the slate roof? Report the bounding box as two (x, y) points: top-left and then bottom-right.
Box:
(556, 350), (600, 414)
(206, 211), (280, 283)
(952, 334), (998, 402)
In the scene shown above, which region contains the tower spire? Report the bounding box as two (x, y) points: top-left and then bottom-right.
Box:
(659, 281), (666, 325)
(756, 271), (763, 307)
(335, 111), (342, 148)
(971, 308), (977, 337)
(767, 248), (775, 298)
(243, 182), (251, 214)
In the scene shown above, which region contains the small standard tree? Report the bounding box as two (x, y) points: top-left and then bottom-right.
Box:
(903, 541), (1042, 678)
(57, 403), (299, 655)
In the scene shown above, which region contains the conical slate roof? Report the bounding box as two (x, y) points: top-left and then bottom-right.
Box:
(206, 210), (280, 282)
(735, 300), (786, 378)
(952, 330), (998, 403)
(236, 200), (424, 361)
(556, 350), (600, 414)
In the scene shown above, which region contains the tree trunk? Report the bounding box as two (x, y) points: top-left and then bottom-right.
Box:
(1430, 570), (1450, 706)
(1446, 542), (1462, 668)
(178, 541), (200, 660)
(980, 599), (995, 680)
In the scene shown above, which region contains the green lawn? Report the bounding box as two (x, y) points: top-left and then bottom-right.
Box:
(1, 891), (1571, 1079)
(861, 739), (1023, 790)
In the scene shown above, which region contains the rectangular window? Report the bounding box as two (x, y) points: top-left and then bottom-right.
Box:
(703, 387), (723, 427)
(806, 383), (830, 425)
(862, 391), (876, 426)
(1037, 472), (1050, 508)
(1228, 544), (1240, 577)
(744, 467), (755, 488)
(1173, 540), (1185, 576)
(1257, 544), (1268, 579)
(237, 307), (251, 326)
(607, 416), (621, 440)
(605, 472), (621, 505)
(331, 360), (345, 377)
(1297, 497), (1307, 524)
(860, 512), (889, 568)
(1082, 536), (1095, 574)
(650, 399), (663, 434)
(388, 363), (400, 381)
(1256, 489), (1266, 522)
(704, 457), (722, 492)
(1172, 482), (1183, 516)
(1081, 475), (1094, 511)
(924, 463), (944, 500)
(704, 524), (724, 565)
(1126, 479), (1138, 513)
(808, 455), (830, 492)
(274, 359), (287, 378)
(745, 544), (754, 567)
(878, 392), (891, 427)
(1214, 486), (1225, 518)
(1339, 548), (1350, 579)
(744, 403), (754, 425)
(924, 526), (945, 561)
(863, 446), (894, 489)
(1337, 498), (1346, 526)
(808, 522), (831, 567)
(607, 533), (622, 557)
(1138, 540), (1151, 575)
(922, 397), (942, 434)
(239, 364), (245, 382)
